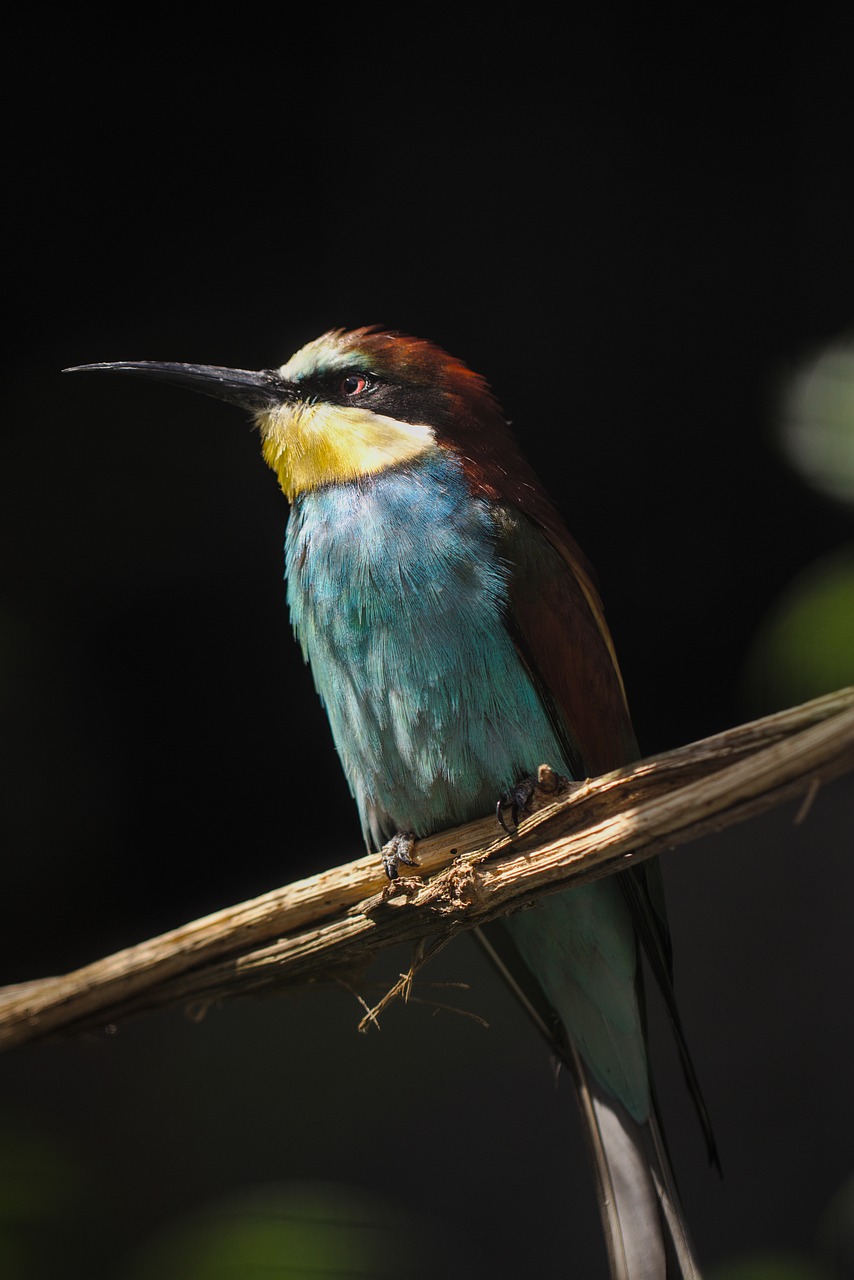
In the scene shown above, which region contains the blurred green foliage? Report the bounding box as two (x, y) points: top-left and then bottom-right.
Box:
(0, 1117), (103, 1280)
(119, 1182), (469, 1280)
(817, 1171), (854, 1278)
(742, 548), (854, 714)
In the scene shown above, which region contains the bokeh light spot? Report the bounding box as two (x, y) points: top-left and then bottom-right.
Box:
(742, 547), (854, 713)
(778, 338), (854, 507)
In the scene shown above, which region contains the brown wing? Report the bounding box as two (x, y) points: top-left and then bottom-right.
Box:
(497, 504), (638, 777)
(499, 505), (719, 1163)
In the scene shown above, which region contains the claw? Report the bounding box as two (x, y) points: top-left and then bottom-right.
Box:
(381, 831), (418, 879)
(496, 775), (538, 836)
(496, 797), (516, 836)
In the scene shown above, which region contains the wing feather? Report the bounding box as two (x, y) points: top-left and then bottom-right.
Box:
(497, 504), (718, 1165)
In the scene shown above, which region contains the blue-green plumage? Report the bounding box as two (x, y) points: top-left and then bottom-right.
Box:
(286, 445), (650, 1124)
(286, 449), (568, 842)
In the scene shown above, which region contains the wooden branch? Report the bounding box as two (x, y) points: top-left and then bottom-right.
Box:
(3, 687), (853, 1052)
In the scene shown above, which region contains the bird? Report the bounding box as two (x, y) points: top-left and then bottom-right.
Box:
(66, 327), (716, 1278)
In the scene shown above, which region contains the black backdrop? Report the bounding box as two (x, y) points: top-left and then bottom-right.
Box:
(2, 12), (853, 1279)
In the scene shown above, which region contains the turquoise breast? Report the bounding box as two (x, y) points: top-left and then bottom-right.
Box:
(285, 448), (572, 848)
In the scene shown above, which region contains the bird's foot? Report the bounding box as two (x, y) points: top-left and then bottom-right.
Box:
(381, 831), (419, 880)
(496, 776), (538, 835)
(496, 765), (573, 835)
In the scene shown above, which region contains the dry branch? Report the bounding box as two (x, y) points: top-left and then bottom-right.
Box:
(2, 688), (853, 1052)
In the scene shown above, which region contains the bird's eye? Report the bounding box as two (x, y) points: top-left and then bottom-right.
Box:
(340, 373), (370, 397)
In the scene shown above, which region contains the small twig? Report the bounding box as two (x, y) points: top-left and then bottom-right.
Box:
(407, 996), (491, 1029)
(358, 973), (411, 1033)
(794, 776), (821, 824)
(333, 976), (382, 1030)
(356, 934), (452, 1032)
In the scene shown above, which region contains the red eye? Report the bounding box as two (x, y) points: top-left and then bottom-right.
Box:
(340, 373), (369, 397)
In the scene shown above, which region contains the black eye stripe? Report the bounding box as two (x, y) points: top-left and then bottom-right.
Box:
(292, 370), (451, 427)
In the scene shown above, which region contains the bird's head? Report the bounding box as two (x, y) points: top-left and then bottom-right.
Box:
(67, 327), (522, 503)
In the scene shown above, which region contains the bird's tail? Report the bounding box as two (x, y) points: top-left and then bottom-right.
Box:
(475, 923), (702, 1279)
(569, 1043), (701, 1280)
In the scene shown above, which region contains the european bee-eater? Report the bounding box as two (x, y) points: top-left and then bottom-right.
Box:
(67, 328), (715, 1279)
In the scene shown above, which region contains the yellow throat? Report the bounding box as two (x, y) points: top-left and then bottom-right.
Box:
(255, 400), (436, 500)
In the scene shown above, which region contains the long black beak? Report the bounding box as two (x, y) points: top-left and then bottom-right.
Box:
(63, 360), (297, 411)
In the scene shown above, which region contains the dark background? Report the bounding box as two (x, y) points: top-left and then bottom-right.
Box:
(2, 11), (853, 1279)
